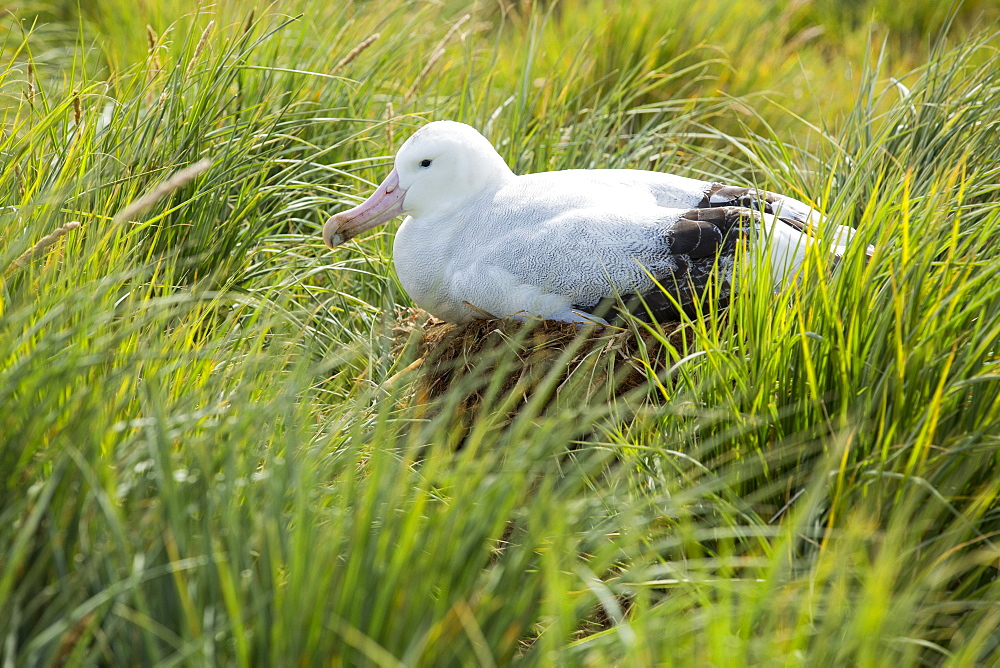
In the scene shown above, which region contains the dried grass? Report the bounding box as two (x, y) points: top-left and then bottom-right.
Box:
(391, 308), (688, 411)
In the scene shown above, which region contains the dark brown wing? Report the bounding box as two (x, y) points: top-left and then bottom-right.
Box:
(699, 183), (813, 232)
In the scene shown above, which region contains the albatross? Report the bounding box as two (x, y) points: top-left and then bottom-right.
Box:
(323, 120), (864, 325)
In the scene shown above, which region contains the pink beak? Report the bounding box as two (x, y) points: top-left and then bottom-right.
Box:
(323, 169), (406, 248)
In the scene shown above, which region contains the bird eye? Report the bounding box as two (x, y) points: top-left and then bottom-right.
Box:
(419, 159), (432, 168)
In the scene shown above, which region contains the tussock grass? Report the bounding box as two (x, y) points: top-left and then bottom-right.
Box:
(2, 0), (999, 664)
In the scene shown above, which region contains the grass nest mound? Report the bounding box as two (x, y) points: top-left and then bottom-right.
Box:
(391, 309), (691, 410)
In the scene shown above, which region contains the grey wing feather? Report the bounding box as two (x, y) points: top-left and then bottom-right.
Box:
(578, 206), (760, 323)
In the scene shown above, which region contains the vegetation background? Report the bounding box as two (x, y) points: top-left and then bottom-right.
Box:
(2, 0), (1000, 664)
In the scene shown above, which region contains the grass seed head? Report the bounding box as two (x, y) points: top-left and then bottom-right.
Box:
(404, 15), (470, 102)
(186, 20), (215, 77)
(385, 102), (395, 152)
(112, 159), (212, 224)
(72, 90), (81, 126)
(242, 10), (255, 35)
(7, 221), (83, 273)
(333, 33), (380, 74)
(26, 62), (35, 105)
(146, 25), (162, 74)
(405, 48), (444, 103)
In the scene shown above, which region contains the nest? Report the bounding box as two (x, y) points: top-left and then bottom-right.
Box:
(390, 309), (690, 411)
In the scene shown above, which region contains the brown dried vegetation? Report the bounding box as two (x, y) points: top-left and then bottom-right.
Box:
(391, 309), (690, 412)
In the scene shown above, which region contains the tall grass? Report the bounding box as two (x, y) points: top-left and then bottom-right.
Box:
(2, 0), (999, 664)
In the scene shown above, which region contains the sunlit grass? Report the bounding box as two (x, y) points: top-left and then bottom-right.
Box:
(2, 0), (999, 664)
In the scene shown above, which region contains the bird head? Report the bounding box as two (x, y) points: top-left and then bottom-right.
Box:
(323, 121), (514, 248)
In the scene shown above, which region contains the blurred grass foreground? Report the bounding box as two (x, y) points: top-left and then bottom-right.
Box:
(2, 0), (1000, 664)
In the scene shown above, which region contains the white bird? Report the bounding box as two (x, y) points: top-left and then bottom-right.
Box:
(323, 121), (865, 325)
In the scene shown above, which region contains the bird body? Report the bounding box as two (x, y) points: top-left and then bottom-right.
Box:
(393, 171), (735, 323)
(324, 121), (864, 324)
